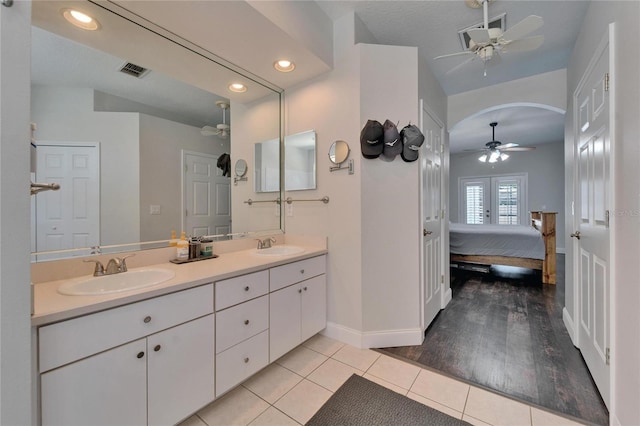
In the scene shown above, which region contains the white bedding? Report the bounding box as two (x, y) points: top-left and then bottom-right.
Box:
(449, 223), (545, 260)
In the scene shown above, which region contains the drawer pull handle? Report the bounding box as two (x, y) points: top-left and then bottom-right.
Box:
(298, 289), (302, 294)
(300, 269), (305, 274)
(304, 287), (308, 291)
(143, 316), (152, 323)
(154, 345), (161, 352)
(244, 319), (250, 325)
(244, 357), (250, 363)
(244, 286), (250, 292)
(137, 351), (145, 359)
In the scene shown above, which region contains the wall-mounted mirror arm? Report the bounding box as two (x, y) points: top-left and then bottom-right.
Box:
(329, 160), (354, 174)
(328, 140), (354, 174)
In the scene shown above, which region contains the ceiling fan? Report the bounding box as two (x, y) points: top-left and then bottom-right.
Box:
(466, 122), (535, 163)
(435, 0), (544, 75)
(201, 101), (230, 138)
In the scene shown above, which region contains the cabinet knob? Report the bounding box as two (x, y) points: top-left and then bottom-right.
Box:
(244, 319), (250, 325)
(244, 286), (250, 292)
(303, 287), (308, 291)
(143, 316), (152, 324)
(137, 351), (145, 359)
(300, 269), (305, 274)
(244, 357), (250, 363)
(298, 289), (302, 294)
(154, 345), (161, 352)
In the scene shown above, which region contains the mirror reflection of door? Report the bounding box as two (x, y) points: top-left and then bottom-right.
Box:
(35, 142), (100, 256)
(183, 151), (231, 237)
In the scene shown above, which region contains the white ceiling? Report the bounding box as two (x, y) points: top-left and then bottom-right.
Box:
(316, 0), (590, 153)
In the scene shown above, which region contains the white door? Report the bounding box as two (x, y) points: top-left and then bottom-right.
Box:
(269, 284), (301, 361)
(35, 143), (100, 253)
(183, 151), (231, 237)
(147, 315), (215, 426)
(420, 103), (444, 330)
(573, 32), (611, 408)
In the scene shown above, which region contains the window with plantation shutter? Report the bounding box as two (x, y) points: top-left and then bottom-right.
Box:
(459, 174), (527, 225)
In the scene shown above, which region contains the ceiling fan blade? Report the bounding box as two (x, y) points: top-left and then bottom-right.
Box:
(501, 15), (543, 42)
(201, 125), (219, 136)
(501, 143), (519, 148)
(446, 55), (478, 75)
(501, 146), (536, 152)
(501, 35), (544, 53)
(462, 147), (490, 152)
(434, 51), (475, 60)
(467, 28), (491, 45)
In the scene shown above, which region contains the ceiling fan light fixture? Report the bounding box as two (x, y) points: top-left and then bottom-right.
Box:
(488, 150), (500, 163)
(500, 152), (509, 161)
(478, 154), (488, 162)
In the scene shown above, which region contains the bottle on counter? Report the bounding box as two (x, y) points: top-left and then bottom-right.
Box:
(169, 230), (178, 247)
(176, 231), (189, 260)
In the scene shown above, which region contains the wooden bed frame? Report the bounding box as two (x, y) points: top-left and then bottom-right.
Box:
(450, 211), (557, 284)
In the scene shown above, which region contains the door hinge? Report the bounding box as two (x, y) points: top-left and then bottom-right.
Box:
(440, 144), (444, 153)
(604, 73), (610, 92)
(606, 347), (610, 365)
(440, 275), (444, 284)
(605, 209), (610, 228)
(185, 209), (188, 217)
(184, 164), (188, 172)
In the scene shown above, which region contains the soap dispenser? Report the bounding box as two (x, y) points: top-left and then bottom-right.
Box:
(176, 231), (189, 260)
(169, 230), (178, 247)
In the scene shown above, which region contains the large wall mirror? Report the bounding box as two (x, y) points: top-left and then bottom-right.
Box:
(254, 130), (317, 193)
(30, 1), (283, 261)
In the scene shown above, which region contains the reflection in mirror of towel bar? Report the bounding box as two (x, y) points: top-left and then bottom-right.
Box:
(30, 182), (60, 196)
(244, 198), (281, 206)
(285, 196), (329, 204)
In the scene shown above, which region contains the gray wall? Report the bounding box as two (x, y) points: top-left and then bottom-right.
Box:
(450, 142), (565, 251)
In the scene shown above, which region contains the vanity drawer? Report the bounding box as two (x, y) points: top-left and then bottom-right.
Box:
(216, 295), (268, 354)
(39, 284), (214, 373)
(215, 270), (269, 311)
(216, 330), (269, 397)
(270, 255), (326, 292)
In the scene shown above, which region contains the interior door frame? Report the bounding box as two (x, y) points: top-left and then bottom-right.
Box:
(570, 22), (616, 411)
(418, 99), (450, 331)
(181, 149), (222, 236)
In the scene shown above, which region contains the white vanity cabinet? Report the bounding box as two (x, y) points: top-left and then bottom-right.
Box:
(269, 256), (327, 361)
(38, 285), (214, 426)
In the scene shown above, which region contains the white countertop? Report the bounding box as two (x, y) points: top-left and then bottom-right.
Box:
(32, 244), (327, 327)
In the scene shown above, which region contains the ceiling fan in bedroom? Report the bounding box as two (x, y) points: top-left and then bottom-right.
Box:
(201, 101), (230, 138)
(434, 0), (544, 75)
(467, 122), (536, 163)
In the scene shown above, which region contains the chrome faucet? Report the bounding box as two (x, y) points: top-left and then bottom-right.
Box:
(84, 254), (135, 276)
(255, 237), (276, 249)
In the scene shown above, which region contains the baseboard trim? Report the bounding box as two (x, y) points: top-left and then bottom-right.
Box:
(322, 322), (423, 349)
(563, 307), (577, 346)
(442, 285), (452, 308)
(557, 247), (566, 254)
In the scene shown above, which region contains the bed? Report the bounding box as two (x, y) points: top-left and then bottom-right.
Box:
(450, 211), (557, 284)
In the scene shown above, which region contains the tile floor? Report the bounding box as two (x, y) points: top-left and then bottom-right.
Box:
(180, 335), (586, 426)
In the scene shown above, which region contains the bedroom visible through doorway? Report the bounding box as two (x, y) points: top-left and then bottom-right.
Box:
(459, 174), (527, 225)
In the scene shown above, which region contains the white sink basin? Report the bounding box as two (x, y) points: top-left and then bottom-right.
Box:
(58, 268), (176, 296)
(253, 245), (305, 256)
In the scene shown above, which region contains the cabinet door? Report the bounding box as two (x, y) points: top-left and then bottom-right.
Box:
(147, 314), (215, 426)
(41, 339), (147, 426)
(301, 275), (327, 342)
(269, 284), (301, 361)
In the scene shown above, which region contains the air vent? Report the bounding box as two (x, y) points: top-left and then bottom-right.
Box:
(118, 62), (150, 78)
(458, 13), (506, 49)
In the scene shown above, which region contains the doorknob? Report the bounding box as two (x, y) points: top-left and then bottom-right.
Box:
(423, 229), (432, 236)
(570, 231), (581, 240)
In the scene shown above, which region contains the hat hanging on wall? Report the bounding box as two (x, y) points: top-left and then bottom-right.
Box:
(400, 124), (425, 162)
(360, 120), (384, 159)
(380, 120), (402, 162)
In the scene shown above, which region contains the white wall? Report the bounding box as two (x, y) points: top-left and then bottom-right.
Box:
(138, 114), (229, 241)
(450, 142), (566, 251)
(565, 2), (640, 424)
(31, 86), (140, 246)
(0, 2), (33, 423)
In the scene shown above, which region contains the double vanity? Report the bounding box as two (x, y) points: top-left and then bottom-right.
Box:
(32, 241), (327, 426)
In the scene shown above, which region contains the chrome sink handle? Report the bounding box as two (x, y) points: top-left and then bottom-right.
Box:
(83, 259), (105, 276)
(119, 254), (135, 272)
(255, 239), (264, 249)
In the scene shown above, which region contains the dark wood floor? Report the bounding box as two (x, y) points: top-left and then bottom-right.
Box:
(380, 256), (609, 425)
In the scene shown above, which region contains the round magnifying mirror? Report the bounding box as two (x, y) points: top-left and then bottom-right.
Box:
(329, 140), (350, 165)
(235, 159), (248, 177)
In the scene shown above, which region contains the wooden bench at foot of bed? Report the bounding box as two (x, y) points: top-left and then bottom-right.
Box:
(450, 212), (557, 285)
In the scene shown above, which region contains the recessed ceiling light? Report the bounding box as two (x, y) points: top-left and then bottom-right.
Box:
(228, 83), (247, 93)
(61, 8), (100, 31)
(274, 59), (295, 73)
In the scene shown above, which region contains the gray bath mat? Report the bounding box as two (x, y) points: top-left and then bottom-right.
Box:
(306, 374), (471, 425)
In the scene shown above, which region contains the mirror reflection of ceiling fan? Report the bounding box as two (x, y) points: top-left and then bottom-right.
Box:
(466, 122), (536, 163)
(435, 0), (544, 75)
(201, 101), (230, 138)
